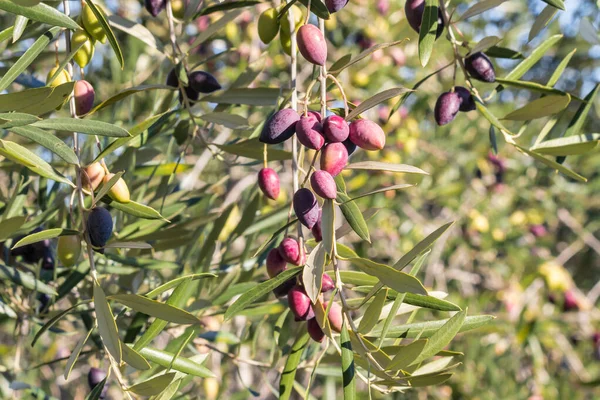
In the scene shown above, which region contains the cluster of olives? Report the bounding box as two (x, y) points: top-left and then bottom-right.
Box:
(83, 162), (131, 204)
(165, 68), (222, 104)
(266, 237), (343, 342)
(434, 52), (496, 126)
(45, 2), (107, 115)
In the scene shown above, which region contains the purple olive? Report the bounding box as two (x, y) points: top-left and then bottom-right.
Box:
(325, 301), (343, 333)
(325, 0), (349, 13)
(87, 207), (113, 248)
(310, 170), (337, 199)
(465, 52), (496, 83)
(258, 168), (280, 200)
(320, 143), (348, 177)
(323, 115), (349, 143)
(405, 0), (445, 38)
(266, 248), (287, 278)
(321, 274), (335, 292)
(454, 86), (476, 112)
(74, 80), (95, 116)
(145, 0), (166, 17)
(348, 119), (385, 151)
(307, 318), (325, 342)
(434, 91), (461, 126)
(260, 108), (301, 144)
(279, 237), (304, 266)
(297, 24), (328, 66)
(342, 138), (357, 156)
(293, 188), (320, 229)
(288, 285), (314, 321)
(296, 116), (325, 150)
(188, 71), (221, 94)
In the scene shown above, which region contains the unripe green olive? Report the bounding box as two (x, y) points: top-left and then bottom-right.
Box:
(81, 3), (107, 44)
(279, 29), (292, 56)
(258, 7), (280, 44)
(57, 235), (82, 268)
(104, 173), (130, 203)
(83, 162), (105, 191)
(279, 4), (303, 34)
(71, 30), (95, 68)
(46, 66), (71, 88)
(171, 0), (185, 19)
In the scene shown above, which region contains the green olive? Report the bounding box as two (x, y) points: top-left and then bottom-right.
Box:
(258, 8), (280, 44)
(81, 3), (107, 44)
(71, 30), (95, 68)
(57, 235), (82, 268)
(46, 66), (71, 88)
(104, 173), (131, 203)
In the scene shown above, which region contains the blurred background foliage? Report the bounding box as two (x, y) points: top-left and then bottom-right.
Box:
(0, 0), (599, 399)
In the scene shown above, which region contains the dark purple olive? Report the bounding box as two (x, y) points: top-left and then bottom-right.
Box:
(342, 138), (357, 156)
(434, 91), (461, 126)
(405, 0), (444, 38)
(465, 52), (496, 83)
(312, 211), (323, 242)
(266, 248), (287, 278)
(166, 68), (179, 88)
(307, 318), (325, 342)
(293, 188), (320, 229)
(260, 109), (301, 144)
(188, 71), (221, 94)
(145, 0), (166, 17)
(454, 86), (475, 112)
(258, 168), (280, 200)
(323, 115), (349, 143)
(288, 285), (314, 321)
(325, 0), (348, 13)
(321, 274), (335, 292)
(87, 207), (113, 249)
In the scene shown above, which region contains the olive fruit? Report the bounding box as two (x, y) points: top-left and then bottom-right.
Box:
(279, 29), (293, 56)
(454, 86), (475, 112)
(288, 286), (314, 320)
(310, 170), (337, 200)
(342, 138), (357, 156)
(189, 71), (222, 94)
(74, 80), (95, 116)
(465, 52), (496, 83)
(405, 0), (445, 38)
(83, 162), (106, 191)
(320, 142), (348, 177)
(311, 212), (323, 242)
(258, 168), (280, 200)
(280, 4), (303, 34)
(166, 68), (179, 88)
(293, 188), (320, 229)
(71, 30), (95, 68)
(323, 115), (349, 143)
(278, 237), (303, 266)
(273, 279), (296, 298)
(563, 290), (579, 312)
(145, 0), (166, 17)
(171, 0), (200, 19)
(266, 248), (287, 278)
(57, 235), (81, 268)
(321, 274), (335, 292)
(88, 367), (108, 399)
(103, 173), (130, 203)
(82, 3), (108, 44)
(307, 111), (322, 122)
(87, 207), (113, 249)
(325, 0), (349, 13)
(260, 108), (300, 144)
(307, 318), (325, 342)
(46, 66), (71, 88)
(258, 7), (280, 44)
(297, 24), (327, 66)
(434, 91), (461, 126)
(325, 301), (343, 332)
(296, 115), (325, 150)
(348, 119), (385, 151)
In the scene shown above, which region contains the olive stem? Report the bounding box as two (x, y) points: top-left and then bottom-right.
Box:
(326, 74), (349, 118)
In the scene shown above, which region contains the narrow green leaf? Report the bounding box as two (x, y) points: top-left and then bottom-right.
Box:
(394, 222), (453, 271)
(86, 85), (174, 115)
(322, 199), (335, 256)
(121, 342), (151, 370)
(541, 0), (565, 10)
(0, 262), (57, 295)
(503, 94), (570, 121)
(110, 294), (201, 324)
(32, 118), (130, 138)
(107, 14), (164, 52)
(475, 103), (514, 135)
(104, 198), (167, 220)
(494, 78), (573, 98)
(345, 88), (411, 121)
(218, 139), (292, 161)
(350, 258), (427, 295)
(279, 330), (310, 400)
(368, 315), (495, 339)
(12, 228), (79, 249)
(337, 192), (370, 242)
(0, 1), (80, 30)
(412, 310), (466, 365)
(459, 0), (506, 21)
(203, 88), (289, 106)
(0, 112), (40, 129)
(418, 0), (439, 67)
(302, 243), (326, 303)
(127, 373), (176, 396)
(145, 273), (217, 298)
(341, 321), (356, 400)
(0, 27), (61, 92)
(387, 339), (428, 371)
(10, 125), (78, 165)
(85, 377), (107, 400)
(134, 345), (216, 377)
(514, 145), (586, 182)
(468, 36), (502, 55)
(563, 83), (600, 139)
(529, 5), (558, 42)
(93, 281), (122, 363)
(64, 328), (93, 380)
(94, 171), (125, 206)
(16, 82), (75, 116)
(329, 40), (407, 75)
(0, 216), (26, 241)
(531, 133), (600, 156)
(83, 0), (124, 68)
(0, 140), (73, 186)
(225, 267), (302, 320)
(547, 48), (577, 87)
(345, 161), (428, 175)
(358, 289), (387, 334)
(199, 112), (250, 129)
